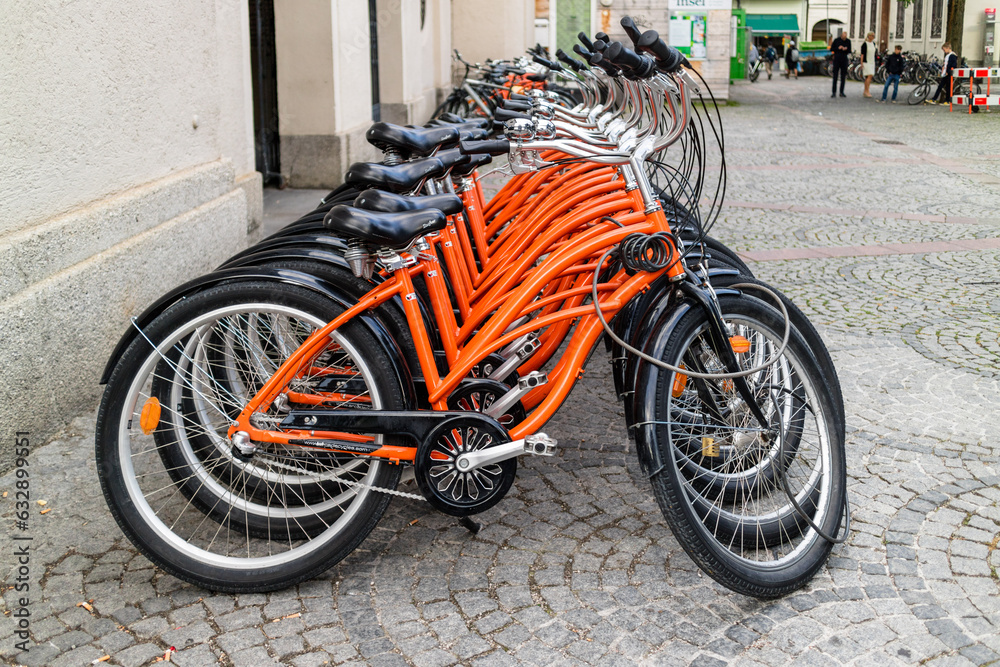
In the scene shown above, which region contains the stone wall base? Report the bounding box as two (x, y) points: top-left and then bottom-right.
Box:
(280, 126), (379, 189)
(0, 161), (258, 470)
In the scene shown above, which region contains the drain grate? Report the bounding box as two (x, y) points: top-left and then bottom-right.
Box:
(873, 139), (905, 145)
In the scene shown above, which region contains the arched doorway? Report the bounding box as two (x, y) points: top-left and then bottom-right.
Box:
(812, 19), (844, 43)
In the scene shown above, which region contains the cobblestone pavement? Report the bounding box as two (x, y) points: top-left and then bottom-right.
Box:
(2, 76), (1000, 666)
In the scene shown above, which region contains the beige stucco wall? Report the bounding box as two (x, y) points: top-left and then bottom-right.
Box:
(961, 0), (996, 65)
(452, 0), (536, 67)
(0, 1), (255, 235)
(275, 0), (379, 187)
(378, 0), (454, 124)
(0, 1), (260, 471)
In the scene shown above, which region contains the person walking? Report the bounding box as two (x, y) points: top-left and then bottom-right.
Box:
(929, 43), (958, 104)
(878, 45), (905, 103)
(831, 31), (851, 97)
(764, 43), (777, 78)
(861, 32), (877, 97)
(785, 40), (799, 79)
(748, 42), (759, 79)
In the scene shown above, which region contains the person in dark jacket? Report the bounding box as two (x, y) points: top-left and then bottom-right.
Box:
(930, 42), (958, 104)
(831, 31), (851, 97)
(879, 45), (906, 102)
(764, 43), (777, 78)
(785, 40), (798, 79)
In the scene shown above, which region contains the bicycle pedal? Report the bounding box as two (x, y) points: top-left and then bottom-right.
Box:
(524, 434), (557, 457)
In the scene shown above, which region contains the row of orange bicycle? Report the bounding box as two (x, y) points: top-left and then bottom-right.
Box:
(96, 19), (848, 600)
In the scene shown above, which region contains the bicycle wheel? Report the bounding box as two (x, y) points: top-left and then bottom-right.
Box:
(914, 67), (928, 85)
(907, 81), (930, 105)
(96, 281), (405, 592)
(642, 293), (846, 598)
(750, 66), (760, 82)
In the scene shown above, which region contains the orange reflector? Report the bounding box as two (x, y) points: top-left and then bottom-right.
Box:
(672, 365), (688, 398)
(429, 451), (450, 461)
(139, 397), (161, 435)
(730, 335), (751, 354)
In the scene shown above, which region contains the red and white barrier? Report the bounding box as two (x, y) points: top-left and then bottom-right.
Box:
(952, 67), (1000, 78)
(951, 94), (1000, 107)
(950, 68), (999, 112)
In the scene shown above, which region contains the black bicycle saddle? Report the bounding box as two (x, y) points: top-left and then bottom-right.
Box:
(344, 157), (445, 193)
(353, 190), (464, 216)
(323, 205), (447, 249)
(366, 122), (460, 157)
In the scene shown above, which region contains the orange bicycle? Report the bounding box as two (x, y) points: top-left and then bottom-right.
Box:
(96, 22), (847, 599)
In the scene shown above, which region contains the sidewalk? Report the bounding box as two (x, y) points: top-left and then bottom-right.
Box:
(2, 77), (1000, 666)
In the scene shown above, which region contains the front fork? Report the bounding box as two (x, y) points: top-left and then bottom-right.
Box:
(677, 274), (774, 432)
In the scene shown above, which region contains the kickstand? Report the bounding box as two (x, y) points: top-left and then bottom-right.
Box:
(458, 516), (481, 535)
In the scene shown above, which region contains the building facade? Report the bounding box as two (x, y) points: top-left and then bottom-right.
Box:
(738, 0), (996, 64)
(268, 0), (536, 188)
(539, 0), (733, 98)
(0, 1), (261, 470)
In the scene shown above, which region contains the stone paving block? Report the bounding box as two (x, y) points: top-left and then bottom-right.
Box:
(50, 644), (106, 667)
(162, 620), (216, 649)
(216, 627), (267, 654)
(452, 633), (493, 660)
(115, 642), (166, 667)
(171, 644), (222, 667)
(231, 645), (278, 666)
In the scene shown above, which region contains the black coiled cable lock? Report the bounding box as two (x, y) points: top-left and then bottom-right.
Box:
(618, 232), (679, 275)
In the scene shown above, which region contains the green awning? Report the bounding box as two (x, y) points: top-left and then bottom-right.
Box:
(745, 14), (800, 35)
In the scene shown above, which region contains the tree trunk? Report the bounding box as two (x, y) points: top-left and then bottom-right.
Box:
(946, 0), (965, 56)
(879, 0), (891, 51)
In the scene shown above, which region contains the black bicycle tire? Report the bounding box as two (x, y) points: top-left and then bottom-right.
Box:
(97, 281), (405, 592)
(644, 294), (846, 598)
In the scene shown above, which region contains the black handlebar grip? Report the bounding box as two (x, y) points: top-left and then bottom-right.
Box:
(555, 48), (582, 71)
(621, 17), (644, 48)
(637, 30), (685, 72)
(577, 32), (594, 51)
(508, 92), (532, 101)
(606, 42), (643, 71)
(459, 139), (511, 156)
(593, 38), (609, 52)
(494, 108), (531, 122)
(589, 51), (621, 76)
(532, 54), (563, 72)
(595, 32), (609, 42)
(573, 43), (594, 61)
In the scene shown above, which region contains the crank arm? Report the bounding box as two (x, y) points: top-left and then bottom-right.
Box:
(454, 434), (557, 472)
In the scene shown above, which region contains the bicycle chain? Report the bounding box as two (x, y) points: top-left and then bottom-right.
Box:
(257, 456), (426, 501)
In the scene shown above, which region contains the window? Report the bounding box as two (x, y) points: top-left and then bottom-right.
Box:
(850, 0), (856, 37)
(930, 0), (943, 38)
(895, 1), (906, 39)
(870, 0), (877, 34)
(912, 0), (922, 38)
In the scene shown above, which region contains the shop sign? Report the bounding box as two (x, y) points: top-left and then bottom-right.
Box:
(669, 0), (730, 11)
